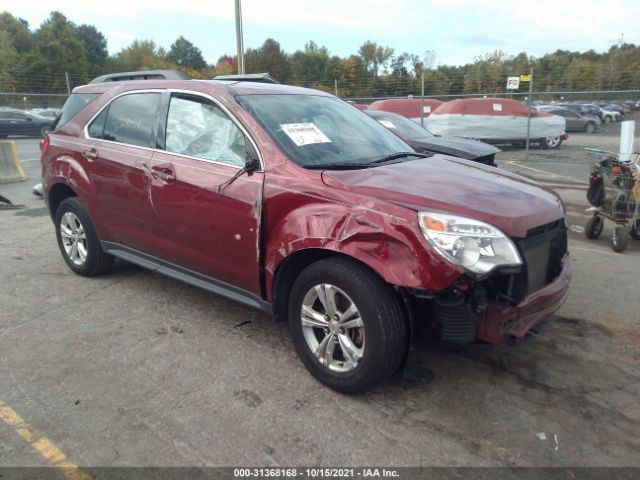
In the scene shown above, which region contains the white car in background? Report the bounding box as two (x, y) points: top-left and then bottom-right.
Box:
(599, 108), (621, 123)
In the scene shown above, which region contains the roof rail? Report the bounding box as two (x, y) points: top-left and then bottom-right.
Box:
(89, 70), (190, 84)
(213, 73), (281, 84)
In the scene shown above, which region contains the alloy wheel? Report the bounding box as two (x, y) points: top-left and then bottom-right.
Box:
(60, 212), (87, 266)
(545, 136), (561, 148)
(300, 283), (365, 373)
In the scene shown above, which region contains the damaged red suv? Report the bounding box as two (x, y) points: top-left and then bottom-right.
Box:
(42, 73), (572, 393)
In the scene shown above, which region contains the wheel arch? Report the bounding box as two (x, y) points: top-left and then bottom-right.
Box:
(272, 249), (368, 323)
(48, 182), (78, 218)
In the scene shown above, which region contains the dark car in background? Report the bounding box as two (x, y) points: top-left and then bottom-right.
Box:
(601, 103), (630, 115)
(366, 110), (500, 166)
(0, 109), (54, 138)
(562, 103), (605, 121)
(537, 106), (600, 133)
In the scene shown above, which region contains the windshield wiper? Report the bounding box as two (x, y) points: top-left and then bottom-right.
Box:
(304, 152), (431, 170)
(305, 162), (372, 170)
(367, 151), (431, 164)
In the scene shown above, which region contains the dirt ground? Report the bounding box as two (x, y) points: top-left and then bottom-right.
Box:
(1, 120), (639, 473)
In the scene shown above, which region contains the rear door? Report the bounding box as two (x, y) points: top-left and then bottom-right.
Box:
(148, 92), (264, 295)
(85, 91), (163, 252)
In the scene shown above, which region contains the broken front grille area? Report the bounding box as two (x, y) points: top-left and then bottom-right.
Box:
(483, 219), (567, 304)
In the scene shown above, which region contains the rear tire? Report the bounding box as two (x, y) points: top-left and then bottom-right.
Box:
(630, 221), (640, 240)
(611, 225), (628, 253)
(585, 215), (604, 239)
(288, 258), (407, 394)
(55, 197), (114, 276)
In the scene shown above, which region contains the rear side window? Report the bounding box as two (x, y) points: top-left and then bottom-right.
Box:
(91, 93), (161, 148)
(55, 93), (100, 129)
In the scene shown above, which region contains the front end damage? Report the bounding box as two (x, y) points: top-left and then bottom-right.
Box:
(408, 219), (572, 345)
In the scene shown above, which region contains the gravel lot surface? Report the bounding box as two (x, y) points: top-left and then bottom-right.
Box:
(1, 122), (639, 471)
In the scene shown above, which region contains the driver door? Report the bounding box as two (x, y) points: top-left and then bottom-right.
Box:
(148, 93), (263, 295)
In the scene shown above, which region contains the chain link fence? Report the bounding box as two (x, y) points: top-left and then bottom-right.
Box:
(2, 66), (640, 141)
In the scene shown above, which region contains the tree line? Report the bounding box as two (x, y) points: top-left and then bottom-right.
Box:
(2, 10), (640, 98)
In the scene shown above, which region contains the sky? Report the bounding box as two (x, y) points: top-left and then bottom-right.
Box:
(7, 0), (640, 66)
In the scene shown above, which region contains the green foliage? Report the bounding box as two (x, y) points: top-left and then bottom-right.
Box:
(75, 24), (108, 77)
(2, 9), (640, 99)
(112, 39), (172, 72)
(0, 12), (32, 53)
(0, 30), (18, 91)
(167, 36), (207, 70)
(245, 38), (291, 82)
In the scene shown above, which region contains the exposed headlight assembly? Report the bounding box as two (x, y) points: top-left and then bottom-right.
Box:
(418, 212), (522, 276)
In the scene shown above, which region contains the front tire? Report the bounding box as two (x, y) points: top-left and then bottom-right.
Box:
(585, 122), (596, 134)
(288, 258), (407, 393)
(585, 215), (604, 239)
(542, 136), (562, 149)
(55, 197), (114, 276)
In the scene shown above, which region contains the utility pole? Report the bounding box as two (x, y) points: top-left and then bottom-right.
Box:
(334, 79), (338, 97)
(524, 66), (534, 160)
(64, 72), (71, 95)
(420, 70), (425, 127)
(234, 0), (245, 74)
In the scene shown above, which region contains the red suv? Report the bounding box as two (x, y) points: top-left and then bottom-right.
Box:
(42, 73), (572, 393)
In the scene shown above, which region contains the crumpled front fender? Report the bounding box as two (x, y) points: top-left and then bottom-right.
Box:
(263, 179), (463, 302)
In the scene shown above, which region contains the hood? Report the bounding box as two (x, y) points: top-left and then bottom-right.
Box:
(321, 156), (564, 238)
(405, 136), (499, 160)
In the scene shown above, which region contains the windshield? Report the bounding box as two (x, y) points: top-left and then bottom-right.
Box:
(236, 94), (411, 168)
(373, 114), (435, 140)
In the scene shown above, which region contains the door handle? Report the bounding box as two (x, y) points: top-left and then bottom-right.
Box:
(151, 167), (176, 183)
(82, 148), (98, 161)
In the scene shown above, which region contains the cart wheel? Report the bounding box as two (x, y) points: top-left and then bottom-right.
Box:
(630, 221), (640, 240)
(585, 215), (604, 239)
(611, 225), (629, 253)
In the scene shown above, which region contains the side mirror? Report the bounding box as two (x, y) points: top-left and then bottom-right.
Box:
(244, 143), (260, 172)
(217, 142), (260, 193)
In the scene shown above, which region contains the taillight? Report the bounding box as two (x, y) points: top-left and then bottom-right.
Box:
(39, 134), (49, 160)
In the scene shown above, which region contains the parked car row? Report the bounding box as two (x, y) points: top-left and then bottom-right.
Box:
(0, 107), (58, 138)
(361, 96), (640, 151)
(363, 97), (568, 149)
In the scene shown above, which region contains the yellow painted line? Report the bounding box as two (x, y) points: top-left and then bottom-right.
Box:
(0, 399), (92, 480)
(9, 141), (27, 181)
(571, 246), (621, 256)
(503, 160), (587, 185)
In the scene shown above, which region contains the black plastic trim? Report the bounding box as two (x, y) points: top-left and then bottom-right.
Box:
(101, 241), (273, 315)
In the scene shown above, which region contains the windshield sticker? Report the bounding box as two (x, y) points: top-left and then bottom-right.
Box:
(493, 103), (503, 112)
(423, 106), (432, 113)
(379, 120), (396, 129)
(280, 123), (331, 146)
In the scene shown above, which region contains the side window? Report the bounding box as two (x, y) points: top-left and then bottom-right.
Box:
(92, 93), (161, 148)
(88, 108), (107, 138)
(165, 95), (246, 167)
(56, 93), (100, 129)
